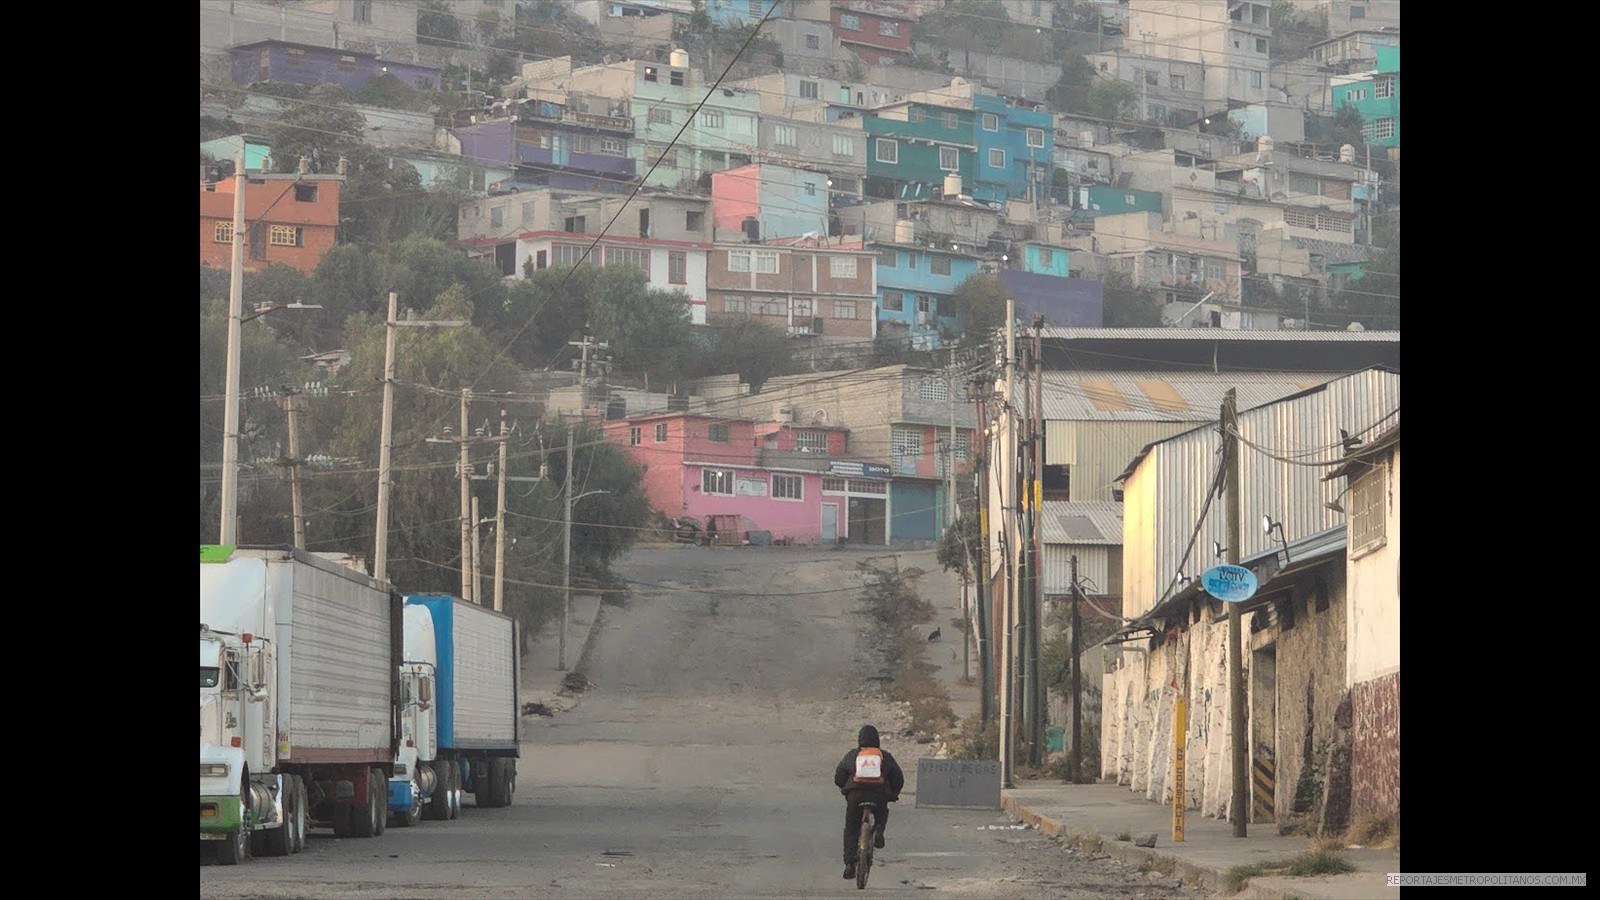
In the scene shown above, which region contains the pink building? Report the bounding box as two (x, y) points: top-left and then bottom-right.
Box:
(602, 411), (867, 545)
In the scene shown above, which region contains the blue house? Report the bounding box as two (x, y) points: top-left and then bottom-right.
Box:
(873, 243), (981, 349)
(229, 40), (439, 91)
(706, 0), (779, 27)
(972, 94), (1055, 205)
(453, 98), (637, 194)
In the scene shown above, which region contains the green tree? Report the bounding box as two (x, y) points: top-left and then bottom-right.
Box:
(1046, 54), (1097, 114)
(935, 509), (982, 584)
(268, 84), (364, 175)
(418, 0), (463, 48)
(689, 319), (803, 391)
(1100, 271), (1163, 327)
(1270, 0), (1329, 62)
(305, 237), (506, 348)
(1335, 212), (1399, 329)
(1307, 104), (1369, 157)
(951, 273), (1007, 348)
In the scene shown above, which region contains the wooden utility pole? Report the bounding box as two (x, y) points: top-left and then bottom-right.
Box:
(1223, 388), (1248, 837)
(1069, 554), (1081, 784)
(281, 386), (306, 549)
(560, 424), (575, 670)
(494, 409), (509, 613)
(460, 389), (473, 603)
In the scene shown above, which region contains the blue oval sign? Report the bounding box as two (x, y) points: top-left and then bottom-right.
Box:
(1201, 564), (1258, 603)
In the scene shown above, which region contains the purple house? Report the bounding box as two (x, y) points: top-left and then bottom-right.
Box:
(453, 98), (636, 189)
(999, 269), (1104, 327)
(229, 40), (440, 91)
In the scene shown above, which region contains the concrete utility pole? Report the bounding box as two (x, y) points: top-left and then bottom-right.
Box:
(281, 386), (306, 549)
(1069, 555), (1082, 784)
(1031, 316), (1046, 766)
(460, 390), (473, 603)
(374, 295), (465, 584)
(561, 425), (575, 670)
(1223, 388), (1248, 837)
(974, 384), (993, 727)
(219, 154), (247, 546)
(471, 494), (484, 608)
(495, 409), (509, 614)
(1000, 295), (1017, 786)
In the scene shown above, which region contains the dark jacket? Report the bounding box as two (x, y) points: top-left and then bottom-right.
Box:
(834, 725), (905, 800)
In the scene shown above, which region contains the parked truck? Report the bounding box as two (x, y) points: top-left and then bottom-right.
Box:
(199, 545), (402, 864)
(389, 594), (521, 826)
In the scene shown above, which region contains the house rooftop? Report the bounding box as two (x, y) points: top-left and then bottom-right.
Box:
(1039, 370), (1354, 422)
(1038, 501), (1124, 546)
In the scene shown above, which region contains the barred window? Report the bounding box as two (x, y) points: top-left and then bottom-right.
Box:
(214, 222), (234, 243)
(269, 225), (302, 247)
(795, 430), (827, 452)
(606, 246), (651, 274)
(708, 423), (731, 442)
(829, 256), (857, 278)
(654, 423), (668, 442)
(1348, 462), (1388, 557)
(629, 427), (641, 446)
(772, 474), (803, 500)
(703, 468), (734, 495)
(553, 244), (590, 266)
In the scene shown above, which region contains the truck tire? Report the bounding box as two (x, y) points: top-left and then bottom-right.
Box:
(349, 772), (378, 838)
(447, 760), (462, 819)
(502, 758), (516, 807)
(290, 776), (309, 853)
(255, 776), (293, 856)
(395, 773), (423, 828)
(425, 759), (451, 816)
(473, 757), (499, 808)
(215, 826), (249, 866)
(370, 768), (388, 836)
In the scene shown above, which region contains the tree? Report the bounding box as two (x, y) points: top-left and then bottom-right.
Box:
(1334, 212), (1399, 329)
(305, 237), (507, 349)
(1046, 54), (1098, 115)
(418, 0), (463, 48)
(1270, 0), (1329, 62)
(1100, 271), (1163, 327)
(689, 319), (804, 391)
(935, 509), (982, 584)
(1307, 104), (1370, 158)
(268, 84), (364, 176)
(951, 273), (1007, 348)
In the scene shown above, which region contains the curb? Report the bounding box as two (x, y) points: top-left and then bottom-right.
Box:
(1000, 796), (1328, 900)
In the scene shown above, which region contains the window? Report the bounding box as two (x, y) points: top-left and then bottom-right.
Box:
(286, 47), (306, 64)
(878, 20), (900, 37)
(269, 225), (302, 247)
(878, 248), (897, 269)
(773, 473), (804, 500)
(606, 246), (651, 274)
(931, 255), (951, 276)
(1204, 259), (1224, 281)
(644, 66), (658, 83)
(669, 251), (687, 284)
(723, 294), (747, 313)
(648, 108), (672, 126)
(703, 468), (734, 495)
(793, 297), (812, 316)
(919, 378), (948, 402)
(905, 250), (918, 269)
(1348, 463), (1386, 556)
(1171, 74), (1186, 91)
(563, 214), (587, 233)
(1375, 77), (1395, 99)
(749, 0), (763, 14)
(1372, 117), (1395, 140)
(354, 0), (372, 24)
(941, 111), (957, 129)
(916, 294), (931, 313)
(686, 210), (704, 231)
(656, 147), (678, 168)
(805, 33), (820, 49)
(754, 250), (779, 274)
(982, 112), (999, 131)
(1145, 69), (1160, 86)
(882, 290), (904, 311)
(832, 133), (854, 156)
(1037, 248), (1053, 267)
(1345, 88), (1367, 102)
(702, 109), (723, 128)
(891, 427), (923, 461)
(708, 423), (731, 442)
(773, 124), (798, 147)
(629, 426), (641, 446)
(554, 243), (589, 266)
(989, 148), (1005, 168)
(875, 139), (898, 163)
(521, 201), (535, 222)
(832, 300), (857, 318)
(655, 423), (669, 442)
(755, 298), (784, 315)
(728, 250), (751, 272)
(939, 145), (959, 171)
(1349, 5), (1365, 18)
(1250, 70), (1263, 89)
(800, 80), (820, 99)
(829, 256), (857, 278)
(795, 430), (827, 452)
(1026, 127), (1044, 148)
(213, 222), (234, 243)
(907, 106), (924, 123)
(1255, 37), (1268, 54)
(840, 13), (861, 30)
(338, 54), (357, 72)
(600, 137), (624, 155)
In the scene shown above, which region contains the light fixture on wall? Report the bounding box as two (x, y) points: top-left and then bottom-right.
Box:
(1262, 514), (1291, 564)
(1212, 540), (1227, 561)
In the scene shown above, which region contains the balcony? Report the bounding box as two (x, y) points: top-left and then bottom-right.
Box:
(518, 104), (633, 134)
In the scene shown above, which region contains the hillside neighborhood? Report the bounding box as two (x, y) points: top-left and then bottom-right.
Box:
(200, 0), (1399, 853)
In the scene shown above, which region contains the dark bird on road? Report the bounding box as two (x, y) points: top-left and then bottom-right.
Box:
(928, 627), (941, 642)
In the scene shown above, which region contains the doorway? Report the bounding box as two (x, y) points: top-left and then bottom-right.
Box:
(1251, 644), (1277, 824)
(821, 503), (838, 545)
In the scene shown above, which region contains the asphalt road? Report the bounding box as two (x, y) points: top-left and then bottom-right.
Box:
(200, 544), (1198, 899)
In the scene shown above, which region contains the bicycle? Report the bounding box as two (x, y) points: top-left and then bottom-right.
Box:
(855, 800), (878, 890)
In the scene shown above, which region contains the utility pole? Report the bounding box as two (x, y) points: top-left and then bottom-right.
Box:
(560, 424), (575, 670)
(1031, 315), (1046, 766)
(974, 383), (993, 727)
(1000, 295), (1017, 786)
(1069, 555), (1082, 784)
(1223, 388), (1248, 837)
(219, 154), (247, 546)
(471, 494), (484, 607)
(374, 295), (465, 584)
(494, 409), (509, 613)
(280, 386), (306, 549)
(460, 389), (473, 603)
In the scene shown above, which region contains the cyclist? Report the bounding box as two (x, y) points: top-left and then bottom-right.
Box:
(834, 724), (905, 880)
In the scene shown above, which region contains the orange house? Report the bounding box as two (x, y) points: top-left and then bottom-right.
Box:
(200, 171), (341, 275)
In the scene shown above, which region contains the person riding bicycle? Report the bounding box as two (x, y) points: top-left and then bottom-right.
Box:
(834, 724), (905, 880)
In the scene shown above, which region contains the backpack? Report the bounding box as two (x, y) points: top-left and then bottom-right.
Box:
(852, 748), (885, 786)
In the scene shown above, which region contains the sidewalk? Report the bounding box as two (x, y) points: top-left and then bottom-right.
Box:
(1001, 782), (1400, 900)
(519, 593), (607, 714)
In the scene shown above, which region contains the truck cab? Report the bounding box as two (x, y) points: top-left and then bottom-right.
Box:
(390, 604), (455, 825)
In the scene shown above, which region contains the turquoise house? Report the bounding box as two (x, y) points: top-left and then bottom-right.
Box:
(1021, 243), (1070, 277)
(972, 94), (1054, 205)
(873, 243), (980, 349)
(1332, 46), (1399, 149)
(1074, 184), (1163, 218)
(863, 102), (976, 202)
(200, 133), (272, 171)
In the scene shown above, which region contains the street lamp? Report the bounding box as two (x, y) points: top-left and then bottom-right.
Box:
(560, 455), (612, 670)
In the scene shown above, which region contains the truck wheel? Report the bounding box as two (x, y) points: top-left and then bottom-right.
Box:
(448, 760), (462, 819)
(289, 776), (309, 852)
(425, 762), (449, 821)
(474, 758), (499, 808)
(370, 768), (388, 836)
(256, 777), (293, 856)
(396, 774), (423, 828)
(215, 826), (249, 866)
(502, 758), (516, 807)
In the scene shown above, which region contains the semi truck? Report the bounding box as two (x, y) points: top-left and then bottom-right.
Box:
(199, 545), (402, 864)
(389, 594), (521, 826)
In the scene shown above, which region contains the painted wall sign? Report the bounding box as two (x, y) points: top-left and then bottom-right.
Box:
(828, 461), (891, 479)
(1201, 564), (1258, 603)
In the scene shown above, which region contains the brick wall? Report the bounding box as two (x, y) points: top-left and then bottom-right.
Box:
(1350, 669), (1399, 824)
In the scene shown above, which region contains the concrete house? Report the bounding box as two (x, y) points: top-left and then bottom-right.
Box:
(200, 167), (342, 275)
(1124, 0), (1273, 110)
(1097, 367), (1398, 832)
(704, 238), (877, 343)
(453, 95), (638, 192)
(228, 39), (440, 91)
(1331, 46), (1400, 150)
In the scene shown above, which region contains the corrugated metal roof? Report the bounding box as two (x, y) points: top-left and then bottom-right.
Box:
(1292, 237), (1373, 264)
(1039, 500), (1124, 545)
(1039, 327), (1400, 341)
(1041, 371), (1349, 421)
